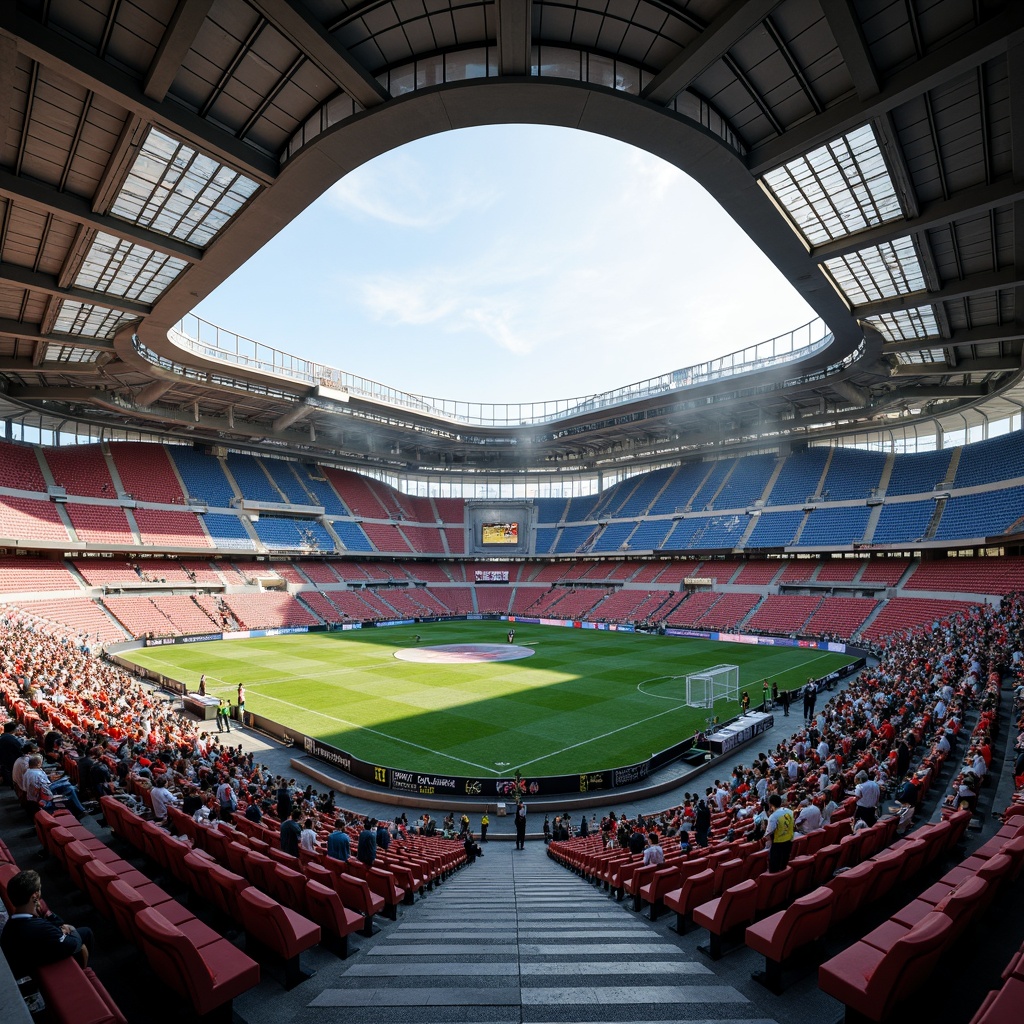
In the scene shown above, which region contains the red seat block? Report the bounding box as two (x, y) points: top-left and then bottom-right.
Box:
(236, 885), (321, 989)
(819, 913), (954, 1021)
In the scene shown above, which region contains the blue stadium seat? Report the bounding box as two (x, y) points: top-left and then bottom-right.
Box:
(649, 462), (714, 515)
(609, 468), (674, 518)
(564, 494), (600, 521)
(260, 459), (313, 505)
(871, 500), (935, 544)
(688, 460), (733, 511)
(252, 517), (336, 552)
(819, 449), (887, 500)
(933, 486), (1024, 540)
(745, 510), (804, 548)
(952, 432), (1024, 488)
(331, 520), (374, 551)
(201, 512), (255, 549)
(796, 506), (871, 547)
(298, 465), (348, 515)
(885, 449), (953, 496)
(713, 453), (777, 509)
(534, 526), (559, 553)
(627, 519), (673, 550)
(226, 453), (282, 503)
(534, 498), (568, 524)
(169, 448), (235, 506)
(590, 521), (639, 552)
(686, 513), (747, 549)
(554, 524), (598, 553)
(765, 448), (830, 505)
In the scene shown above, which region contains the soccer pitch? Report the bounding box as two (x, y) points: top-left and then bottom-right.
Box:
(124, 621), (856, 777)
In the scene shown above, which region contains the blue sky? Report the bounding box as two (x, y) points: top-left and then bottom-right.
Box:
(194, 124), (817, 405)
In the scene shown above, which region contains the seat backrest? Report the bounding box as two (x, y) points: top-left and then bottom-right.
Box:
(105, 879), (146, 943)
(304, 879), (342, 930)
(134, 907), (209, 1006)
(0, 861), (20, 912)
(777, 885), (834, 957)
(867, 912), (954, 1017)
(755, 865), (793, 913)
(826, 861), (874, 921)
(934, 875), (988, 938)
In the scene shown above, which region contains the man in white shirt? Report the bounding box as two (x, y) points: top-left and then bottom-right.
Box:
(795, 798), (822, 834)
(150, 777), (179, 822)
(643, 832), (665, 866)
(854, 770), (881, 826)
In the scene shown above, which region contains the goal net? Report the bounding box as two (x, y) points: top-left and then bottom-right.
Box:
(685, 664), (740, 709)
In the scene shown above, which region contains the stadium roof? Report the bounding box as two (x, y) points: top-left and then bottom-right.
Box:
(1, 0), (1023, 474)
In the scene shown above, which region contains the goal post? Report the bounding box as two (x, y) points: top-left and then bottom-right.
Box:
(684, 664), (740, 709)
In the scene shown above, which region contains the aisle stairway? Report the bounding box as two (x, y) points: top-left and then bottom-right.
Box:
(267, 842), (777, 1024)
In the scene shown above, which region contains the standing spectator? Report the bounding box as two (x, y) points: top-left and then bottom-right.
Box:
(694, 798), (711, 847)
(280, 808), (302, 857)
(299, 818), (318, 852)
(854, 770), (881, 826)
(327, 818), (351, 861)
(0, 720), (24, 785)
(514, 801), (527, 850)
(480, 812), (489, 842)
(765, 793), (795, 871)
(357, 818), (377, 867)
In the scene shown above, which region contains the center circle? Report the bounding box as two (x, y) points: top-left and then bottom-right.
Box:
(394, 643), (536, 664)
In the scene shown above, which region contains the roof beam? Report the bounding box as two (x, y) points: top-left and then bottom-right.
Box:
(748, 6), (1024, 175)
(0, 264), (150, 317)
(888, 355), (1020, 376)
(0, 8), (278, 183)
(811, 177), (1024, 262)
(247, 0), (389, 109)
(495, 0), (533, 77)
(880, 323), (1024, 353)
(818, 0), (880, 99)
(856, 268), (1024, 319)
(0, 357), (124, 376)
(642, 0), (783, 105)
(273, 401), (313, 431)
(136, 379), (176, 405)
(0, 320), (116, 352)
(144, 0), (214, 102)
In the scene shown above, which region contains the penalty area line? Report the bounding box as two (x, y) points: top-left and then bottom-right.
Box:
(247, 689), (500, 776)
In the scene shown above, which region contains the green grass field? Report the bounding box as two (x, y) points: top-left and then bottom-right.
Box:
(124, 622), (855, 777)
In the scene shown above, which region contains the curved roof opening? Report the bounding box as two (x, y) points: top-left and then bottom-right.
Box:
(192, 124), (817, 404)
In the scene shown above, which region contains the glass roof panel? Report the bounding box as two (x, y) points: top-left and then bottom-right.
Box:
(762, 124), (903, 246)
(893, 348), (947, 365)
(75, 232), (188, 304)
(823, 236), (925, 306)
(53, 301), (135, 339)
(865, 306), (940, 342)
(110, 128), (260, 248)
(43, 344), (101, 364)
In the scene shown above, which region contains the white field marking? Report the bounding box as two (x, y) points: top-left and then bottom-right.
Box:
(249, 689), (500, 775)
(510, 701), (692, 773)
(636, 675), (690, 703)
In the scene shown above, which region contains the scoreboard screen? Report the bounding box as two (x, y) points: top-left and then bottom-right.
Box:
(481, 522), (519, 545)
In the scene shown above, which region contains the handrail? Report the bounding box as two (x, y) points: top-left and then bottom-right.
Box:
(166, 313), (838, 429)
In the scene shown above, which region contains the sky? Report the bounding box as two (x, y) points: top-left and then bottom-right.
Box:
(193, 124), (817, 406)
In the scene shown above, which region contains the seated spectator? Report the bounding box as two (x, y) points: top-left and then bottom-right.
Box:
(0, 869), (93, 976)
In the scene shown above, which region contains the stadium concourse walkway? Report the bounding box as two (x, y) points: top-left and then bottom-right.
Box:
(235, 839), (812, 1024)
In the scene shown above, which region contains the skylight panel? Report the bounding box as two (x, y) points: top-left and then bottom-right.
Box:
(53, 301), (135, 339)
(762, 124), (902, 246)
(823, 236), (925, 306)
(893, 348), (947, 365)
(110, 128), (259, 247)
(865, 307), (940, 342)
(43, 344), (101, 363)
(75, 233), (188, 304)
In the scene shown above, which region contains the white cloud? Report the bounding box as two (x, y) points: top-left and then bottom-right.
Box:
(328, 151), (497, 228)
